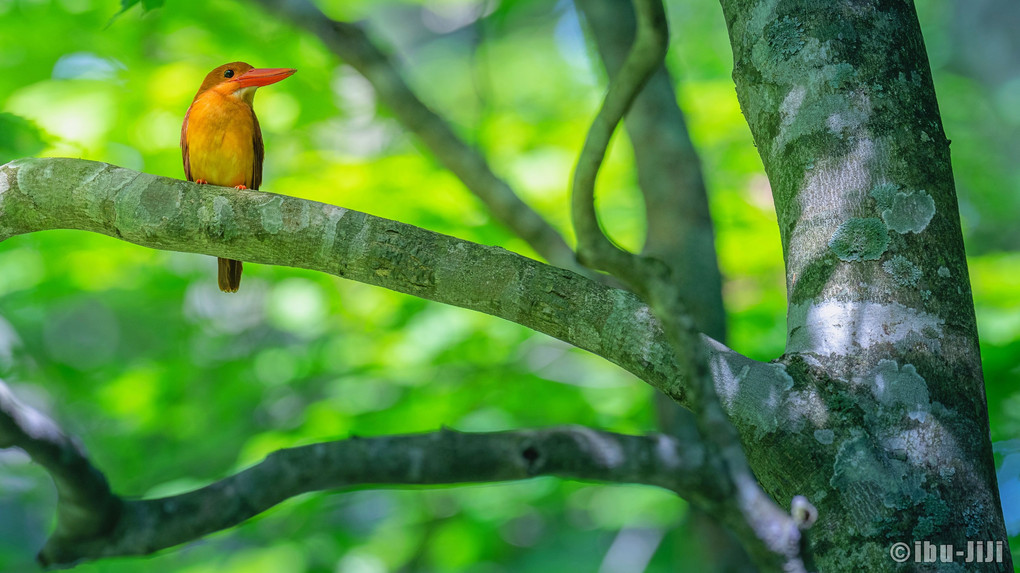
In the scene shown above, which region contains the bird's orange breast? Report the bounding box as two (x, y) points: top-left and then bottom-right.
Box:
(184, 91), (259, 188)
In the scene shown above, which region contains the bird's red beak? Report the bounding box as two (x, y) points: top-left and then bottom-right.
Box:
(230, 68), (296, 88)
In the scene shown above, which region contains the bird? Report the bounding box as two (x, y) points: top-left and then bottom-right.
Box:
(181, 62), (296, 292)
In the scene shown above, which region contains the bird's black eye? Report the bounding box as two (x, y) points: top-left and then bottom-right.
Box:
(224, 69), (234, 78)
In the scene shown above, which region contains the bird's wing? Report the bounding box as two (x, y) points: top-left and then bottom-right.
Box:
(181, 105), (193, 181)
(252, 110), (264, 191)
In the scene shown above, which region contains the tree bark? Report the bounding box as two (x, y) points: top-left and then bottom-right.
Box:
(718, 0), (1009, 569)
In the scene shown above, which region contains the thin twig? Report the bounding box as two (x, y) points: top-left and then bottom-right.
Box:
(570, 0), (667, 286)
(576, 0), (726, 340)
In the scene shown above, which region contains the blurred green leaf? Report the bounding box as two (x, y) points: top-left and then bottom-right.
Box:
(0, 113), (47, 164)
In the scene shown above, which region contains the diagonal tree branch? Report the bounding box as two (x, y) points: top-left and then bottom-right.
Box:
(0, 157), (687, 394)
(566, 1), (813, 570)
(0, 157), (764, 407)
(247, 0), (584, 275)
(0, 155), (812, 568)
(1, 379), (726, 568)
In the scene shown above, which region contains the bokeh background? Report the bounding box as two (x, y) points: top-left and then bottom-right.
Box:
(0, 0), (1018, 571)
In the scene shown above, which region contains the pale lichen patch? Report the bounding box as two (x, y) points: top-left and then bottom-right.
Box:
(137, 178), (181, 223)
(815, 429), (835, 444)
(282, 199), (311, 233)
(937, 266), (951, 278)
(212, 195), (239, 241)
(748, 0), (781, 39)
(881, 189), (935, 234)
(831, 431), (926, 533)
(788, 138), (882, 279)
(319, 205), (348, 262)
(0, 168), (8, 240)
(779, 85), (807, 131)
(775, 93), (856, 151)
(108, 170), (169, 238)
(717, 363), (749, 411)
(882, 255), (921, 287)
(0, 167), (9, 198)
(825, 93), (869, 136)
(718, 361), (794, 439)
(868, 182), (899, 211)
(871, 360), (930, 421)
(632, 305), (657, 365)
(261, 195), (284, 234)
(786, 387), (829, 429)
(656, 434), (687, 469)
(574, 426), (624, 468)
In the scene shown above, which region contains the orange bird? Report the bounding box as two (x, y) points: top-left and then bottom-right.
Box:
(181, 62), (296, 292)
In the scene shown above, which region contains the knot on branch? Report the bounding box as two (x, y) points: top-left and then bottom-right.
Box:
(520, 441), (543, 475)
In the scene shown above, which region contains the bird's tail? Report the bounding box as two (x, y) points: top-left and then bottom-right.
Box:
(217, 258), (243, 293)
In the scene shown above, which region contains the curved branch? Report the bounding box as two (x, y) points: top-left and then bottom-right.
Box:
(1, 374), (719, 567)
(577, 0), (727, 341)
(570, 0), (668, 285)
(576, 3), (745, 567)
(247, 0), (583, 275)
(49, 426), (719, 565)
(0, 157), (786, 442)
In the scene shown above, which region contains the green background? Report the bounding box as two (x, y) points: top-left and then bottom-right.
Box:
(0, 0), (1017, 571)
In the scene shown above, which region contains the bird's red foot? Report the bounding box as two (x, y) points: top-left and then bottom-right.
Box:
(234, 184), (248, 190)
(195, 179), (208, 184)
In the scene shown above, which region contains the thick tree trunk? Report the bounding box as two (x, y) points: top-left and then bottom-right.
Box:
(718, 0), (1008, 569)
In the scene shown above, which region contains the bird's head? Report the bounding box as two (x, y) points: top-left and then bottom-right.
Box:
(192, 62), (296, 105)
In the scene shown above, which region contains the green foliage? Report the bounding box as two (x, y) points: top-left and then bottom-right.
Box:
(0, 0), (1018, 571)
(111, 0), (164, 23)
(0, 113), (48, 163)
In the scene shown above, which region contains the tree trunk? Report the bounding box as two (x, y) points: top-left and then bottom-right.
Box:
(718, 0), (1009, 569)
